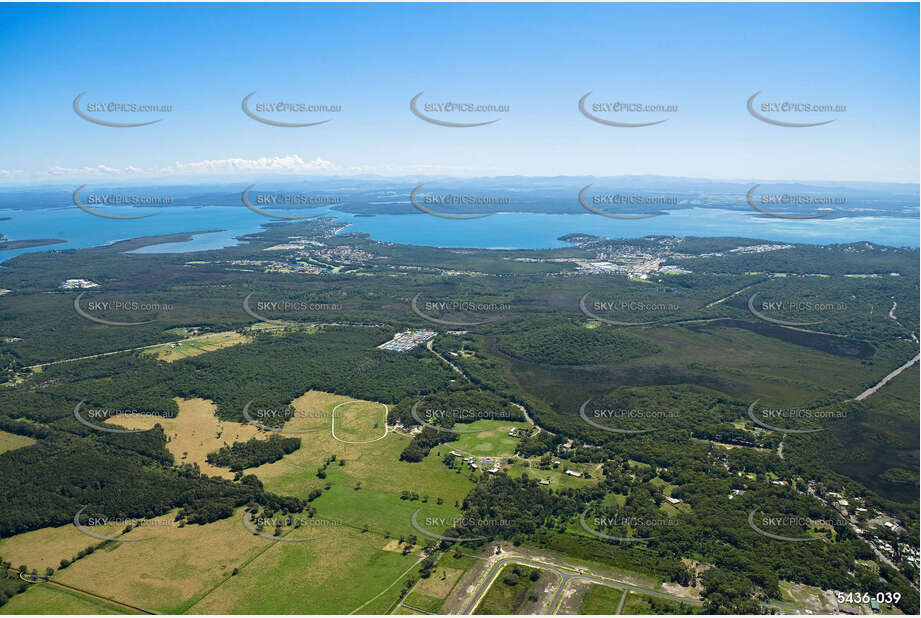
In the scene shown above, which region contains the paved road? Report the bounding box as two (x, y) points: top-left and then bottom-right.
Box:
(704, 283), (759, 308)
(615, 587), (627, 613)
(854, 352), (920, 401)
(24, 322), (382, 370)
(461, 556), (702, 615)
(426, 339), (552, 438)
(426, 339), (467, 380)
(461, 554), (814, 615)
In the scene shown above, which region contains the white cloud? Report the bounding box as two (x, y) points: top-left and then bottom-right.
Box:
(5, 155), (474, 184)
(47, 164), (122, 176)
(163, 154), (338, 174)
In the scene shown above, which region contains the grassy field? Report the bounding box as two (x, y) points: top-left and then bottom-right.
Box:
(474, 564), (544, 615)
(34, 504), (425, 615)
(393, 606), (425, 615)
(0, 430), (34, 454)
(187, 523), (420, 614)
(251, 392), (475, 540)
(620, 590), (698, 614)
(0, 583), (136, 614)
(51, 508), (271, 614)
(331, 400), (389, 443)
(142, 331), (250, 362)
(504, 458), (598, 489)
(106, 397), (265, 479)
(450, 420), (530, 457)
(404, 566), (465, 613)
(306, 478), (462, 540)
(0, 521), (129, 572)
(579, 583), (624, 614)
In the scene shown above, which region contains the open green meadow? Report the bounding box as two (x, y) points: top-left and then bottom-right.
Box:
(0, 520), (141, 572)
(449, 420), (530, 457)
(473, 564), (547, 615)
(620, 590), (699, 614)
(331, 400), (389, 444)
(250, 392), (475, 540)
(1, 584), (136, 614)
(187, 524), (420, 614)
(404, 566), (464, 613)
(0, 430), (34, 454)
(49, 508), (273, 614)
(578, 583), (624, 614)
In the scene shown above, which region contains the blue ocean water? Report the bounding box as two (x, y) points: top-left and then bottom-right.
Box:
(1, 205), (918, 264)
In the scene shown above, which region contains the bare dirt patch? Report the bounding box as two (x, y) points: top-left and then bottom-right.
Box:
(106, 397), (264, 479)
(0, 522), (122, 572)
(414, 566), (463, 599)
(143, 331), (250, 362)
(382, 540), (420, 554)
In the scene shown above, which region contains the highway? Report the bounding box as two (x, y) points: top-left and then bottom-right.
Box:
(461, 555), (702, 615)
(460, 553), (810, 615)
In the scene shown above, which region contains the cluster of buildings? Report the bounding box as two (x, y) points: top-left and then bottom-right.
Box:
(670, 242), (793, 260)
(229, 259), (329, 275)
(574, 255), (667, 278)
(805, 482), (917, 575)
(555, 238), (800, 279)
(451, 452), (502, 474)
(251, 232), (376, 273)
(576, 241), (797, 277)
(378, 330), (436, 352)
(59, 278), (99, 290)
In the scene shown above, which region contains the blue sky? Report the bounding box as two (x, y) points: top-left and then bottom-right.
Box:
(0, 2), (918, 184)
